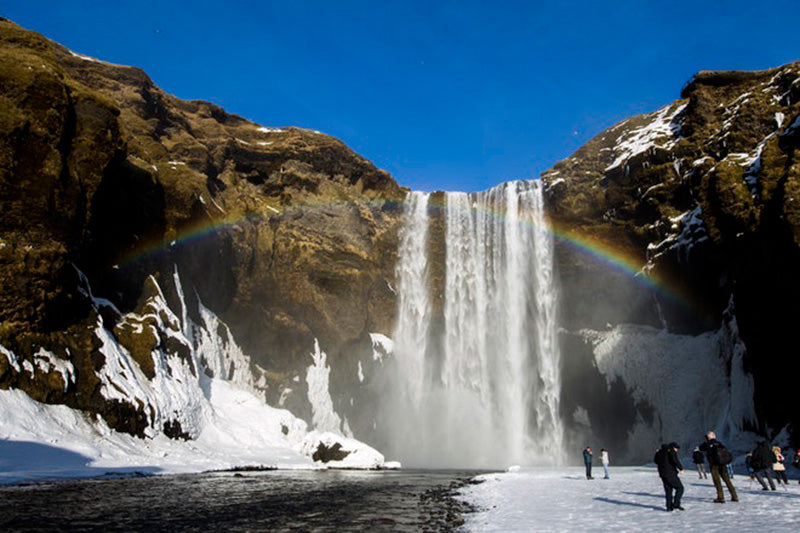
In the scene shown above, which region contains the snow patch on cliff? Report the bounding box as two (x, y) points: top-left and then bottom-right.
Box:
(605, 102), (686, 172)
(646, 206), (709, 266)
(369, 333), (394, 362)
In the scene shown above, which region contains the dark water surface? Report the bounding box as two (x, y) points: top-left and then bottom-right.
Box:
(0, 469), (482, 532)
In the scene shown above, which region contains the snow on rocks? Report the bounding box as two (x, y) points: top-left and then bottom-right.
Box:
(295, 431), (400, 470)
(66, 48), (127, 68)
(605, 102), (687, 172)
(31, 348), (75, 392)
(0, 268), (395, 484)
(0, 382), (313, 485)
(780, 114), (800, 138)
(369, 332), (393, 362)
(0, 344), (21, 372)
(646, 206), (708, 265)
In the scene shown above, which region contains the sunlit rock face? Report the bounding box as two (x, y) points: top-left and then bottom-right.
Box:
(544, 62), (800, 451)
(0, 19), (403, 434)
(1, 16), (798, 464)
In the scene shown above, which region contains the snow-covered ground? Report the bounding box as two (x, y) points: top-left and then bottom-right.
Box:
(3, 386), (798, 532)
(459, 466), (800, 532)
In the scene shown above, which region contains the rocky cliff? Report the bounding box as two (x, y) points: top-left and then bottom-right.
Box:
(543, 62), (800, 445)
(0, 18), (404, 436)
(2, 17), (799, 455)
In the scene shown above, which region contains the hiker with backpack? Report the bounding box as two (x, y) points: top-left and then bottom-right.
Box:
(699, 430), (738, 503)
(750, 440), (777, 491)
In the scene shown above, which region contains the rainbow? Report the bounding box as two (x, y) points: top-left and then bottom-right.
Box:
(118, 190), (698, 316)
(422, 188), (699, 315)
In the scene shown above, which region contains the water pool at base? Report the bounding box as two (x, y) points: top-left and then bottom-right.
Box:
(0, 469), (485, 532)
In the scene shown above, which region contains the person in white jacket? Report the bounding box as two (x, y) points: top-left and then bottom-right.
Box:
(601, 448), (610, 479)
(772, 446), (789, 485)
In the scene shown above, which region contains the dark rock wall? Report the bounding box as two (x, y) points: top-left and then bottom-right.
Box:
(545, 62), (800, 442)
(2, 17), (799, 447)
(0, 19), (403, 432)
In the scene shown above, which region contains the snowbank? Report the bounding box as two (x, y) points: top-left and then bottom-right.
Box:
(296, 431), (400, 470)
(0, 383), (313, 485)
(0, 381), (400, 484)
(0, 267), (398, 484)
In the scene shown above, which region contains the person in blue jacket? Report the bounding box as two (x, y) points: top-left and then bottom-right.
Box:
(583, 446), (593, 479)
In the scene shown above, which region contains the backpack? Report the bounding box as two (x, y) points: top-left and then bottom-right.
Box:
(709, 442), (733, 466)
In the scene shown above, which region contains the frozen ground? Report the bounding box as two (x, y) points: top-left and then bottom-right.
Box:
(458, 466), (800, 532)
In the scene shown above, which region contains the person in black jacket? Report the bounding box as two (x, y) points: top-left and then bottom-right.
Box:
(699, 430), (738, 503)
(692, 446), (707, 479)
(654, 442), (685, 511)
(750, 440), (777, 491)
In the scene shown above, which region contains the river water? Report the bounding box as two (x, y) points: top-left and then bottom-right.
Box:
(0, 469), (481, 532)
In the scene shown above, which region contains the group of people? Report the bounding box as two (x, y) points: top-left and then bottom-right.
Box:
(582, 446), (610, 480)
(652, 431), (736, 511)
(744, 441), (795, 490)
(585, 430), (800, 512)
(653, 430), (800, 512)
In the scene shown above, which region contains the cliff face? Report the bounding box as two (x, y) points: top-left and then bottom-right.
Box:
(0, 19), (404, 434)
(544, 62), (800, 440)
(3, 17), (799, 453)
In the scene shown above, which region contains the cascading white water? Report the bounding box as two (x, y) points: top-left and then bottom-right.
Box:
(380, 180), (565, 468)
(392, 191), (432, 407)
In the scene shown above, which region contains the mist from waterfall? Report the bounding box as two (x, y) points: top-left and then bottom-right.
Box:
(379, 180), (565, 469)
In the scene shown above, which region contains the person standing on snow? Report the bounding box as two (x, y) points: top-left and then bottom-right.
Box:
(654, 442), (685, 511)
(699, 430), (738, 503)
(692, 447), (708, 479)
(745, 451), (755, 479)
(792, 449), (800, 484)
(583, 446), (593, 479)
(772, 446), (789, 486)
(750, 440), (777, 491)
(601, 448), (610, 479)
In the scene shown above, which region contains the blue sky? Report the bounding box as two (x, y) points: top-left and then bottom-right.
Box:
(4, 1), (799, 192)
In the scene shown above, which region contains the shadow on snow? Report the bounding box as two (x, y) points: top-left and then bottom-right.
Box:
(593, 496), (664, 512)
(0, 439), (161, 485)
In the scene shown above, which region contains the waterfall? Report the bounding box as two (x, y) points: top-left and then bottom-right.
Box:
(379, 180), (565, 468)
